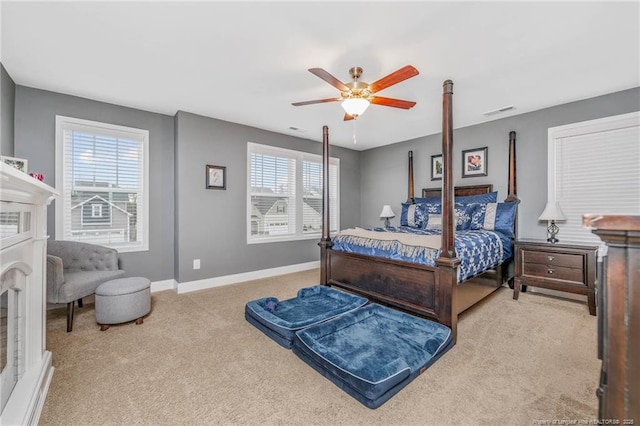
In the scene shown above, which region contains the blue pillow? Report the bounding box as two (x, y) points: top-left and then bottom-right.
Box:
(400, 203), (428, 228)
(471, 201), (518, 237)
(469, 203), (487, 230)
(455, 203), (479, 231)
(420, 202), (442, 214)
(414, 196), (440, 204)
(419, 202), (477, 231)
(455, 191), (498, 205)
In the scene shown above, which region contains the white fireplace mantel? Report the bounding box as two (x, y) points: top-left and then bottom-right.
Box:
(0, 163), (57, 425)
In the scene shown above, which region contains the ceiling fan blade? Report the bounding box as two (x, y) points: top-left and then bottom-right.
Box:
(368, 65), (419, 93)
(343, 113), (355, 121)
(308, 68), (349, 92)
(370, 96), (417, 109)
(292, 98), (341, 106)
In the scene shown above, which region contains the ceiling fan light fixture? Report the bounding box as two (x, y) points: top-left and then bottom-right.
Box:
(341, 98), (370, 118)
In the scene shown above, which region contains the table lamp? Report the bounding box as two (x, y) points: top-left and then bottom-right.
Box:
(379, 205), (395, 228)
(538, 201), (566, 243)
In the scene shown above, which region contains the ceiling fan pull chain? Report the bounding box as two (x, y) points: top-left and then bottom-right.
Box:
(353, 119), (357, 144)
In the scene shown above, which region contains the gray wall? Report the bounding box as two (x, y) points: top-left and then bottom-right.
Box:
(0, 63), (15, 156)
(360, 87), (640, 241)
(174, 111), (360, 283)
(11, 80), (637, 283)
(14, 86), (175, 282)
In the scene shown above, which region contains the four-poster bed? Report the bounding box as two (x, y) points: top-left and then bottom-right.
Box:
(244, 79), (518, 408)
(318, 80), (518, 343)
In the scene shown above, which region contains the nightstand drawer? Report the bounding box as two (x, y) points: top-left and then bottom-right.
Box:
(522, 263), (585, 284)
(523, 251), (583, 269)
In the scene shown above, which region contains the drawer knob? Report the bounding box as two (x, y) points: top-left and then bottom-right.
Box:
(547, 269), (554, 274)
(548, 256), (555, 262)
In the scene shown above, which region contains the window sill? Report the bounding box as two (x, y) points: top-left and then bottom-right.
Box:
(247, 232), (338, 245)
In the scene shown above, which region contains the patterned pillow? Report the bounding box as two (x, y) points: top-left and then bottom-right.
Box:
(470, 201), (518, 237)
(420, 202), (441, 214)
(422, 203), (477, 231)
(469, 203), (487, 230)
(400, 203), (429, 228)
(455, 203), (479, 230)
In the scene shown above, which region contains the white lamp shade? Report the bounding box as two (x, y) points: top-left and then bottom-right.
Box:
(341, 98), (370, 117)
(538, 201), (566, 221)
(379, 205), (395, 219)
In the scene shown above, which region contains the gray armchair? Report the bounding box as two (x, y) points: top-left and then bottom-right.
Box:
(47, 240), (125, 332)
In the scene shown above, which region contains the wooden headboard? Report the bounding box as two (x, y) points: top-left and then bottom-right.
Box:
(421, 184), (493, 199)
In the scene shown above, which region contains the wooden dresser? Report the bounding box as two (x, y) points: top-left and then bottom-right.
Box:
(584, 215), (639, 422)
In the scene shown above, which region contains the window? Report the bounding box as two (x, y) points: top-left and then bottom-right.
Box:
(247, 142), (339, 243)
(547, 111), (639, 248)
(91, 204), (103, 218)
(55, 116), (149, 252)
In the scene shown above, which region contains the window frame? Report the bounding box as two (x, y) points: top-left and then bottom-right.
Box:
(246, 142), (340, 244)
(55, 116), (150, 253)
(546, 111), (640, 247)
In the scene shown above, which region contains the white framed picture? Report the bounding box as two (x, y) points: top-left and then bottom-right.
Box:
(1, 155), (28, 173)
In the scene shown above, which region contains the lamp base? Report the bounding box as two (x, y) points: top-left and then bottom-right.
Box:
(547, 220), (560, 244)
(384, 218), (391, 228)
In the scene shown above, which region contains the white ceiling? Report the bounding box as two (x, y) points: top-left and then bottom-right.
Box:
(1, 1), (638, 151)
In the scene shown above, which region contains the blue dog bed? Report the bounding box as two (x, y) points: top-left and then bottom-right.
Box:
(245, 286), (368, 348)
(292, 304), (453, 409)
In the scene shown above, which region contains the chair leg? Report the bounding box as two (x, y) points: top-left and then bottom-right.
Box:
(66, 302), (75, 332)
(77, 298), (83, 308)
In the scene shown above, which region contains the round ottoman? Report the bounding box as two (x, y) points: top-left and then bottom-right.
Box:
(95, 277), (151, 331)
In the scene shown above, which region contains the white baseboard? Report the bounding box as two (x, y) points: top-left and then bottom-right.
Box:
(150, 279), (177, 293)
(175, 261), (319, 294)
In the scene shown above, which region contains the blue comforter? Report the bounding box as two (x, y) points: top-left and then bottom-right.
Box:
(331, 226), (512, 283)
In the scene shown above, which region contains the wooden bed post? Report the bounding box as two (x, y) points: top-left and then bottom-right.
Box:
(407, 150), (415, 203)
(505, 131), (518, 203)
(436, 80), (461, 343)
(319, 125), (333, 285)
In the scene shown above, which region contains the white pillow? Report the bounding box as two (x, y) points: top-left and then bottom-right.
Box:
(426, 214), (442, 230)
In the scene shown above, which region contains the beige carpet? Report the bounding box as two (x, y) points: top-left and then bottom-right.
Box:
(40, 269), (599, 425)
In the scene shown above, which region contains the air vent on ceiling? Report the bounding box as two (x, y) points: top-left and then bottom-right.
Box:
(483, 105), (515, 116)
(288, 126), (306, 132)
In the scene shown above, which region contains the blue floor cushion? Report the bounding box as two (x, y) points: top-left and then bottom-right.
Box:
(292, 304), (453, 409)
(245, 285), (368, 348)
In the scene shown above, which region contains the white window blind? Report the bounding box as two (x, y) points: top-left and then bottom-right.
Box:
(549, 112), (640, 247)
(247, 142), (339, 243)
(55, 116), (149, 252)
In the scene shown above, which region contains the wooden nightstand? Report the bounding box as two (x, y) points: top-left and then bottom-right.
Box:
(513, 240), (597, 315)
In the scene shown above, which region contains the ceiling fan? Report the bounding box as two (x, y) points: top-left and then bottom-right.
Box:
(292, 65), (419, 120)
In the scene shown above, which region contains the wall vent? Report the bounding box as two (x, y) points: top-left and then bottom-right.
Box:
(483, 105), (515, 116)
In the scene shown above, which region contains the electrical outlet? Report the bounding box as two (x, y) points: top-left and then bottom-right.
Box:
(193, 259), (200, 270)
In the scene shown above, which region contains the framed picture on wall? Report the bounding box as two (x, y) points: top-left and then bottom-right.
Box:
(206, 165), (226, 190)
(462, 147), (488, 178)
(1, 155), (28, 173)
(431, 154), (443, 180)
